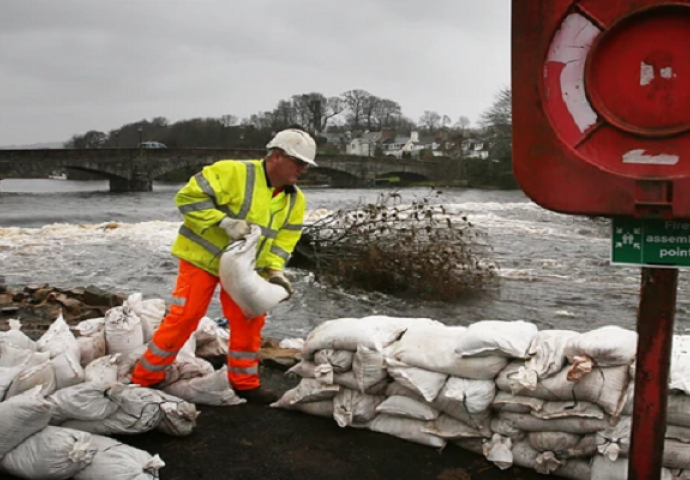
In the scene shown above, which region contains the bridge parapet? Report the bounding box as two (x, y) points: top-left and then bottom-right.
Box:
(0, 148), (457, 192)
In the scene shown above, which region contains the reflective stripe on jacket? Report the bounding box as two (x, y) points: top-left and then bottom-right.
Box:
(171, 159), (306, 276)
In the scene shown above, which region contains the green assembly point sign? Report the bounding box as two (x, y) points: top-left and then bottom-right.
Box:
(612, 218), (690, 268)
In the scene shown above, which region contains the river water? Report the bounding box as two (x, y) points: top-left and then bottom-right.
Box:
(1, 179), (689, 339)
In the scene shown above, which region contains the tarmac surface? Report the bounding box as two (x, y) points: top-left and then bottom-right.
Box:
(0, 367), (558, 480)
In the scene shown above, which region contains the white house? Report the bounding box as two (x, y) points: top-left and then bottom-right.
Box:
(346, 131), (382, 156)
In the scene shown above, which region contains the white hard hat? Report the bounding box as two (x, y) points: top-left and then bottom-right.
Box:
(266, 129), (318, 166)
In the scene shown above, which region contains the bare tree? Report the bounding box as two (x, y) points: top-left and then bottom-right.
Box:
(373, 98), (402, 129)
(455, 116), (471, 131)
(419, 110), (442, 133)
(342, 89), (372, 129)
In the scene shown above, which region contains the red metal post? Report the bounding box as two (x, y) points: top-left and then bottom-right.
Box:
(628, 267), (678, 480)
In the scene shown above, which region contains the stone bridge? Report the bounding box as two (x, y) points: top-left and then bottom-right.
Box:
(0, 148), (460, 191)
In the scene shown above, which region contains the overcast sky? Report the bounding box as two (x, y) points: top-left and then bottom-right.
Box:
(0, 0), (511, 147)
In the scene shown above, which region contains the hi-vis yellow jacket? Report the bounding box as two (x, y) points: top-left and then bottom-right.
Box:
(171, 159), (306, 276)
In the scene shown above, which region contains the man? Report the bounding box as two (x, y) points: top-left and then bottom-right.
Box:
(131, 128), (316, 404)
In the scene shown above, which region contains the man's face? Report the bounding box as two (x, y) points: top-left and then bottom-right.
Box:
(275, 150), (309, 186)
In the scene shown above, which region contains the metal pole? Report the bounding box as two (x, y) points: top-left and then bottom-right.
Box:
(628, 267), (678, 480)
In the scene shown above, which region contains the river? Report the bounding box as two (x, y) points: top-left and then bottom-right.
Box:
(1, 178), (689, 340)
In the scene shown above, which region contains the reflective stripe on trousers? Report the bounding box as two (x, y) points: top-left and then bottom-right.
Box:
(130, 259), (266, 390)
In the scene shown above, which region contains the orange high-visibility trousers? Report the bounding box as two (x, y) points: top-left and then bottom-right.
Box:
(131, 259), (266, 391)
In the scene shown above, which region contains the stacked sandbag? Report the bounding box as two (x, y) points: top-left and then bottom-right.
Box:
(0, 386), (165, 479)
(483, 326), (635, 479)
(48, 382), (199, 437)
(274, 317), (690, 479)
(194, 316), (229, 358)
(0, 291), (194, 480)
(275, 317), (510, 449)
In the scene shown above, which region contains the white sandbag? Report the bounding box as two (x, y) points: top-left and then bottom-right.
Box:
(671, 346), (690, 395)
(5, 360), (57, 399)
(0, 318), (36, 351)
(104, 304), (145, 356)
(125, 293), (166, 343)
(368, 414), (446, 448)
(353, 345), (388, 392)
(48, 382), (119, 425)
(333, 370), (388, 394)
(565, 326), (638, 367)
(497, 411), (609, 434)
(287, 360), (316, 379)
(301, 315), (442, 359)
(195, 335), (228, 358)
(375, 395), (440, 421)
(532, 401), (605, 420)
(525, 330), (579, 382)
(0, 426), (94, 480)
(52, 349), (85, 390)
(483, 433), (513, 470)
(272, 398), (335, 417)
(74, 434), (165, 480)
(667, 424), (690, 443)
(84, 354), (121, 384)
(0, 366), (23, 400)
(385, 324), (508, 379)
(490, 417), (525, 441)
(155, 390), (199, 437)
(219, 225), (289, 318)
(75, 317), (106, 367)
(591, 455), (674, 480)
(315, 349), (354, 373)
(36, 313), (81, 360)
(385, 381), (426, 402)
(61, 384), (164, 435)
(0, 390), (53, 457)
(597, 415), (630, 461)
(662, 440), (690, 470)
(496, 361), (629, 416)
(440, 377), (495, 414)
(512, 440), (592, 480)
(333, 388), (385, 427)
(667, 393), (690, 427)
(0, 344), (49, 368)
(272, 378), (340, 407)
(528, 432), (598, 458)
(159, 335), (214, 388)
(386, 357), (447, 402)
(432, 381), (492, 436)
(315, 363), (334, 385)
(454, 320), (538, 359)
(492, 392), (545, 414)
(162, 366), (245, 406)
(423, 414), (487, 439)
(193, 316), (220, 347)
(114, 345), (147, 383)
(279, 337), (305, 350)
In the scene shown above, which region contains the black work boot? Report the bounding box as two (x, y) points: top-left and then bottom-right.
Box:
(235, 386), (280, 405)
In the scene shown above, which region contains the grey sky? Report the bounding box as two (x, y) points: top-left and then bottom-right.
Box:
(0, 0), (511, 146)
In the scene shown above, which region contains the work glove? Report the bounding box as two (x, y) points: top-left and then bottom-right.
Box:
(219, 217), (251, 240)
(267, 271), (294, 298)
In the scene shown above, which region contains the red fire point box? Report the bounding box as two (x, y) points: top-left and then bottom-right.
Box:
(512, 0), (690, 219)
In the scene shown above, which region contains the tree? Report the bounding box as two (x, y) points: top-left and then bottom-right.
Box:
(456, 116), (471, 131)
(373, 99), (402, 129)
(419, 111), (441, 134)
(475, 87), (517, 188)
(341, 89), (372, 129)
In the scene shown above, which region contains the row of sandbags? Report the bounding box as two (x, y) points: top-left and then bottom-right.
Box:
(0, 294), (248, 480)
(271, 316), (690, 480)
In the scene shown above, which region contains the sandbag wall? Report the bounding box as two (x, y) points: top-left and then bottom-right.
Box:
(0, 292), (242, 480)
(273, 316), (690, 480)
